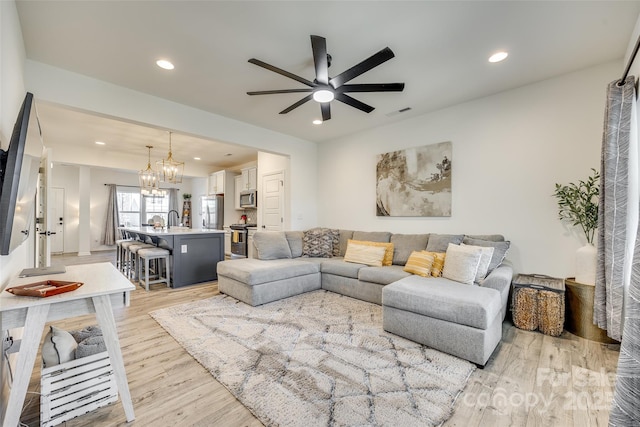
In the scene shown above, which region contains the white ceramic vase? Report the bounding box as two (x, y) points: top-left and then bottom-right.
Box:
(575, 243), (597, 285)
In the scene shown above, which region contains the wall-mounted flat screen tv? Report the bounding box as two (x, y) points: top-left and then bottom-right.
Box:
(0, 92), (44, 255)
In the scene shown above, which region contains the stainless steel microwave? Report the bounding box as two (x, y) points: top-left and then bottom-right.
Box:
(239, 190), (257, 208)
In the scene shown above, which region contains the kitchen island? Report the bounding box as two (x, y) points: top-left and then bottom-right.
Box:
(120, 226), (224, 287)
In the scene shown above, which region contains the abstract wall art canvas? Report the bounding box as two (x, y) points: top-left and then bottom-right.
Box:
(376, 141), (452, 217)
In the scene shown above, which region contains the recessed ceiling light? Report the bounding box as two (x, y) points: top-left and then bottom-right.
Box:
(95, 141), (106, 145)
(156, 59), (175, 70)
(193, 157), (201, 160)
(312, 119), (323, 125)
(488, 51), (508, 63)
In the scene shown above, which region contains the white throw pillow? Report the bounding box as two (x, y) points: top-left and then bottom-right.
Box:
(344, 242), (387, 267)
(442, 243), (483, 285)
(461, 243), (495, 281)
(42, 325), (77, 367)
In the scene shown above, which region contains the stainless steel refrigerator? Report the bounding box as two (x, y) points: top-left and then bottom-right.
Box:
(201, 195), (224, 230)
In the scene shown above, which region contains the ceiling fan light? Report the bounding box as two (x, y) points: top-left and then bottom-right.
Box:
(313, 89), (334, 103)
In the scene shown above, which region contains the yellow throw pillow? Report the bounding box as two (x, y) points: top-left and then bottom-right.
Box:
(349, 239), (394, 266)
(423, 251), (446, 277)
(403, 251), (435, 277)
(344, 241), (387, 267)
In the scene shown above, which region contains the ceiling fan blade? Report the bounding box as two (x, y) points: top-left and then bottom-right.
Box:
(311, 35), (329, 85)
(248, 58), (315, 87)
(321, 102), (331, 121)
(338, 83), (405, 93)
(335, 93), (375, 113)
(279, 94), (313, 114)
(329, 47), (395, 89)
(247, 89), (313, 95)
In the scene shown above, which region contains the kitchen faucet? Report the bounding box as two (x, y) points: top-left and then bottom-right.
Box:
(167, 210), (180, 229)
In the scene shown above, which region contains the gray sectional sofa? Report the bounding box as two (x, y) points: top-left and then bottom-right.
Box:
(217, 229), (513, 366)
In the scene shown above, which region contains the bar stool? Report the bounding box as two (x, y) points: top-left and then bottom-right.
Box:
(137, 247), (171, 291)
(127, 243), (155, 280)
(119, 240), (142, 275)
(115, 238), (133, 271)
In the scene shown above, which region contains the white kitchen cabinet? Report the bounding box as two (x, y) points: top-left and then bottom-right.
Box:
(234, 175), (243, 210)
(224, 227), (231, 257)
(247, 229), (256, 259)
(208, 170), (225, 195)
(240, 166), (257, 191)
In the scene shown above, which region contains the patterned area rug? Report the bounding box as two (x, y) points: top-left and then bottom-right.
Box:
(150, 290), (474, 427)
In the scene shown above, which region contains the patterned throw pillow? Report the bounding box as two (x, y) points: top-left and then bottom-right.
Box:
(424, 251), (446, 277)
(403, 251), (435, 277)
(349, 240), (394, 266)
(344, 241), (387, 267)
(302, 228), (334, 258)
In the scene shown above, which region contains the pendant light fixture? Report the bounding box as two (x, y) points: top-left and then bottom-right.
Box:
(156, 131), (184, 184)
(139, 145), (159, 191)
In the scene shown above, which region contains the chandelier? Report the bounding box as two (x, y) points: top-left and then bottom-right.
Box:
(156, 131), (184, 184)
(139, 145), (159, 191)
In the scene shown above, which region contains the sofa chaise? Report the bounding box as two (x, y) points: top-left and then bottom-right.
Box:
(217, 229), (512, 366)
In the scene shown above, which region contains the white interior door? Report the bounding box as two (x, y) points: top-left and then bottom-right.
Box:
(50, 187), (65, 253)
(261, 171), (284, 231)
(35, 149), (53, 267)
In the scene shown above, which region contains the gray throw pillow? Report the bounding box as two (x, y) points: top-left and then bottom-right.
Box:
(390, 234), (430, 265)
(462, 236), (511, 272)
(284, 231), (304, 258)
(425, 234), (464, 253)
(253, 232), (292, 260)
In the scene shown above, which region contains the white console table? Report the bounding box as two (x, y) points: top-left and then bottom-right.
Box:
(0, 263), (135, 426)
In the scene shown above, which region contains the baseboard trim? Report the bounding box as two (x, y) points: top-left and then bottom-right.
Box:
(77, 251), (92, 256)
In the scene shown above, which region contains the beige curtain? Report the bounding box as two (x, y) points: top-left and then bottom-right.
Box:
(102, 184), (119, 245)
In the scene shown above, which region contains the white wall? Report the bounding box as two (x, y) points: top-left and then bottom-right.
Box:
(318, 61), (620, 278)
(51, 164), (194, 253)
(0, 0), (31, 288)
(25, 60), (318, 231)
(0, 0), (27, 410)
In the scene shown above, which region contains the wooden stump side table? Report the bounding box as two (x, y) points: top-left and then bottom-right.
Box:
(565, 277), (618, 344)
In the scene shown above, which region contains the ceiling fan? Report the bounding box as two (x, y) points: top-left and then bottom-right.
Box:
(247, 35), (404, 121)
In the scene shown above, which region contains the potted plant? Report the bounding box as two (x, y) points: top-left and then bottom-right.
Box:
(553, 168), (599, 285)
(183, 193), (191, 200)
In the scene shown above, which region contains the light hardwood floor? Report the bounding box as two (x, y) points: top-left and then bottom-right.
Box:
(18, 251), (619, 426)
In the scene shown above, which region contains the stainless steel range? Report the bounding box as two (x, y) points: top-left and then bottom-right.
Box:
(229, 223), (256, 258)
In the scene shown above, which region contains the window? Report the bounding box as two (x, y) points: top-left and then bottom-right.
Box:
(116, 187), (141, 227)
(116, 187), (169, 226)
(142, 193), (169, 225)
